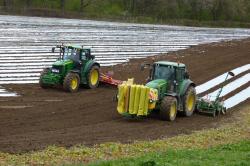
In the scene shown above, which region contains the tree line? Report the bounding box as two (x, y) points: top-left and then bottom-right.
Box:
(1, 0), (250, 23)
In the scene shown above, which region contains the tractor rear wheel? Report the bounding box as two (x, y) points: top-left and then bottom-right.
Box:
(86, 65), (100, 89)
(63, 73), (80, 93)
(183, 86), (196, 117)
(39, 68), (50, 89)
(159, 96), (177, 121)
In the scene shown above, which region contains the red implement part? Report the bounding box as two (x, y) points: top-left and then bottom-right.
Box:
(100, 73), (123, 86)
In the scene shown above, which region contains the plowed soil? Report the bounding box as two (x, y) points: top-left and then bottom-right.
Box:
(1, 38), (250, 153)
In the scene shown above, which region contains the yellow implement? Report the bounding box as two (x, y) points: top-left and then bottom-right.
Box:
(117, 80), (158, 116)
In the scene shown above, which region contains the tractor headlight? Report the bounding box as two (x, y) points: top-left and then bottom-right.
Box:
(52, 68), (60, 73)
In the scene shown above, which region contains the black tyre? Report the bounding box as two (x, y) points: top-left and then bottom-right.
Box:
(63, 73), (80, 93)
(183, 86), (196, 117)
(159, 96), (177, 121)
(39, 68), (50, 89)
(86, 65), (100, 89)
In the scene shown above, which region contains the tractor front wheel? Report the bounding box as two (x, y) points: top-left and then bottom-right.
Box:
(39, 68), (50, 89)
(86, 65), (100, 89)
(159, 96), (177, 121)
(183, 86), (196, 117)
(63, 73), (80, 93)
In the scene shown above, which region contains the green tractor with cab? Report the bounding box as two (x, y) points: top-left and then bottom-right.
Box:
(39, 45), (100, 92)
(117, 61), (197, 121)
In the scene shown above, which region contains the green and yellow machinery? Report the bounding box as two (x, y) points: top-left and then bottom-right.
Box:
(39, 45), (100, 92)
(117, 61), (197, 121)
(196, 71), (235, 117)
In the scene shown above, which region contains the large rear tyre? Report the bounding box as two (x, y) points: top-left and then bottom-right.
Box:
(39, 68), (50, 89)
(159, 96), (177, 121)
(86, 65), (100, 89)
(63, 73), (80, 93)
(183, 86), (196, 117)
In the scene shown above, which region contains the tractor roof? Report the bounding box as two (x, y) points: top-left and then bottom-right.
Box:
(64, 44), (90, 50)
(155, 61), (185, 68)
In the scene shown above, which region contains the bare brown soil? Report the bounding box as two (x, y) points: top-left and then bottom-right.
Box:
(1, 38), (250, 153)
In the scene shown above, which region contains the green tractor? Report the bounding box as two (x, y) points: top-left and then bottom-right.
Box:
(39, 45), (100, 92)
(117, 61), (197, 121)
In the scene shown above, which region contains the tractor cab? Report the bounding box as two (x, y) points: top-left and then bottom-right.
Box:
(153, 64), (175, 81)
(152, 61), (187, 82)
(145, 61), (189, 96)
(63, 47), (81, 62)
(54, 45), (94, 63)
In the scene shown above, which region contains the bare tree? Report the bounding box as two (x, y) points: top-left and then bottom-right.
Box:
(80, 0), (91, 12)
(26, 0), (31, 7)
(3, 0), (12, 10)
(60, 0), (65, 10)
(3, 0), (7, 7)
(128, 0), (136, 15)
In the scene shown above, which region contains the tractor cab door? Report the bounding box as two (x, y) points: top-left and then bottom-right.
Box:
(71, 49), (82, 70)
(80, 50), (87, 62)
(80, 49), (92, 66)
(78, 50), (88, 71)
(167, 66), (176, 92)
(176, 67), (185, 93)
(83, 49), (94, 60)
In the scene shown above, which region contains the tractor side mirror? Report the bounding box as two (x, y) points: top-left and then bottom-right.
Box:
(140, 64), (145, 71)
(184, 72), (190, 79)
(140, 63), (151, 71)
(52, 47), (55, 53)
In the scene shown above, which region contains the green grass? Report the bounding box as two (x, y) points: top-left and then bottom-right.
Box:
(88, 140), (250, 166)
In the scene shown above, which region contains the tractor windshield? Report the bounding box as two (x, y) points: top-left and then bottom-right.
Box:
(154, 65), (174, 80)
(63, 48), (80, 62)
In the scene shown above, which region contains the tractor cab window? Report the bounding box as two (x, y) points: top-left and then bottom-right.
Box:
(154, 65), (175, 80)
(81, 51), (86, 60)
(63, 48), (80, 62)
(176, 68), (185, 81)
(80, 49), (91, 60)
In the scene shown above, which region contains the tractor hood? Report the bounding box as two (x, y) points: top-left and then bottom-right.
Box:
(53, 59), (73, 66)
(51, 60), (75, 74)
(145, 79), (168, 90)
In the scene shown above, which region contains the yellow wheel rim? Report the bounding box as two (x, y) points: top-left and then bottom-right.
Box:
(187, 93), (195, 112)
(71, 77), (78, 90)
(90, 69), (99, 85)
(170, 102), (176, 118)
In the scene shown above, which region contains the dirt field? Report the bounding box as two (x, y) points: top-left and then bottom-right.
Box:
(1, 38), (250, 153)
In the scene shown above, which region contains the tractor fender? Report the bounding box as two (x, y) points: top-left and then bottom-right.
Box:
(180, 80), (196, 97)
(83, 61), (100, 74)
(82, 61), (100, 83)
